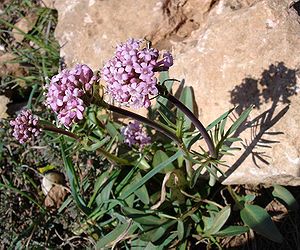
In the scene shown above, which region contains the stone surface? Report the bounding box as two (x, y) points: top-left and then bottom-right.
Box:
(54, 0), (164, 69)
(12, 13), (38, 43)
(0, 95), (9, 119)
(54, 0), (300, 185)
(170, 0), (300, 185)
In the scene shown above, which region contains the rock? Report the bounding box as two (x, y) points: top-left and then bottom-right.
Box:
(12, 13), (38, 43)
(54, 0), (215, 69)
(54, 0), (300, 185)
(0, 53), (25, 77)
(54, 0), (164, 69)
(170, 0), (300, 185)
(0, 53), (27, 88)
(41, 0), (56, 9)
(0, 95), (10, 119)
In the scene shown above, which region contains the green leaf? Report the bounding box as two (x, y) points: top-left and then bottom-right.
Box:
(134, 172), (150, 205)
(177, 86), (194, 130)
(206, 108), (234, 131)
(106, 121), (122, 140)
(141, 220), (176, 243)
(149, 226), (166, 242)
(205, 206), (231, 235)
(60, 140), (90, 214)
(240, 204), (283, 243)
(155, 72), (173, 108)
(84, 136), (109, 151)
(153, 150), (175, 173)
(122, 207), (167, 226)
(96, 221), (130, 248)
(226, 106), (252, 136)
(272, 185), (299, 211)
(214, 226), (249, 237)
(190, 163), (208, 188)
(95, 170), (120, 207)
(119, 150), (183, 200)
(177, 220), (185, 241)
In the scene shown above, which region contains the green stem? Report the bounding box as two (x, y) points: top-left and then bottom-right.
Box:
(26, 84), (38, 109)
(158, 85), (216, 158)
(42, 124), (126, 165)
(227, 186), (243, 210)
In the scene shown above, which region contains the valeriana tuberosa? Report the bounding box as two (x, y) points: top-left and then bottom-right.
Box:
(10, 109), (41, 144)
(121, 121), (151, 148)
(46, 64), (98, 127)
(102, 38), (173, 108)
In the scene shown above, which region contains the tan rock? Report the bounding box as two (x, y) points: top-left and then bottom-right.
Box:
(54, 0), (300, 185)
(170, 0), (300, 185)
(0, 53), (27, 87)
(54, 0), (164, 69)
(12, 13), (38, 43)
(41, 0), (56, 9)
(0, 53), (23, 76)
(0, 95), (10, 119)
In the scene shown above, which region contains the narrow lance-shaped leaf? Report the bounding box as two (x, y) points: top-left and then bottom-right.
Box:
(119, 150), (183, 200)
(96, 221), (131, 248)
(240, 204), (283, 243)
(205, 206), (231, 235)
(177, 86), (194, 130)
(272, 185), (299, 211)
(213, 226), (249, 237)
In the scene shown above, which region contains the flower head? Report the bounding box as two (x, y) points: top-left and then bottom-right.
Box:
(10, 109), (41, 144)
(46, 64), (97, 127)
(102, 39), (173, 108)
(121, 121), (151, 148)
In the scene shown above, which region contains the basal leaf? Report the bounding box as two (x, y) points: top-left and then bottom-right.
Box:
(153, 150), (175, 173)
(214, 226), (249, 237)
(177, 86), (193, 130)
(177, 220), (185, 241)
(205, 206), (231, 235)
(272, 185), (299, 211)
(96, 221), (130, 248)
(119, 150), (182, 200)
(134, 172), (150, 205)
(240, 204), (283, 243)
(122, 207), (167, 226)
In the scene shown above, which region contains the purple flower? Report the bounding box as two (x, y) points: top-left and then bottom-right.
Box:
(10, 109), (41, 144)
(102, 39), (173, 108)
(121, 121), (151, 148)
(46, 64), (97, 127)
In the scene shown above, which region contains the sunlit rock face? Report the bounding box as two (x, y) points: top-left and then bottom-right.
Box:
(54, 0), (300, 185)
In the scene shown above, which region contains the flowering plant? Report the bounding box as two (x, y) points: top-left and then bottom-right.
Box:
(8, 38), (296, 249)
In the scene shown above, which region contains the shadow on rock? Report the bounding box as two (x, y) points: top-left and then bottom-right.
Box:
(221, 62), (298, 180)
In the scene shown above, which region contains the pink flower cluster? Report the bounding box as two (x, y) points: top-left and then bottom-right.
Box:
(10, 109), (41, 144)
(46, 64), (97, 127)
(102, 39), (173, 108)
(121, 121), (151, 147)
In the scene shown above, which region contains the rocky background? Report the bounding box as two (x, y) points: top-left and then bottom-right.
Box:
(46, 0), (300, 185)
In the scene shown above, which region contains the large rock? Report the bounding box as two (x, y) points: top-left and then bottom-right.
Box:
(54, 0), (164, 69)
(54, 0), (215, 69)
(54, 0), (300, 185)
(170, 0), (300, 185)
